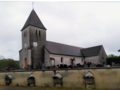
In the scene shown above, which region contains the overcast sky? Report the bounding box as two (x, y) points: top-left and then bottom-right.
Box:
(0, 1), (120, 60)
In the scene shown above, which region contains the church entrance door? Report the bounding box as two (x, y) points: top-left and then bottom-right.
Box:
(25, 58), (27, 67)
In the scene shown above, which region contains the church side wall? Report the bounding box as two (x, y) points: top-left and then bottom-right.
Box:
(85, 46), (107, 65)
(99, 46), (107, 64)
(49, 54), (83, 66)
(85, 56), (99, 64)
(19, 49), (24, 69)
(0, 68), (120, 89)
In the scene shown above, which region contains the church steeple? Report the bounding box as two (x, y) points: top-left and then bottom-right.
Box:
(21, 9), (46, 30)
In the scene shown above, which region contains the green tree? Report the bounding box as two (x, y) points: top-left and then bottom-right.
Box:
(0, 55), (19, 69)
(7, 59), (17, 68)
(107, 54), (120, 59)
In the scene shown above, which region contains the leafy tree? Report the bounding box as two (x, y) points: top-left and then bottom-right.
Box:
(7, 59), (17, 68)
(0, 55), (19, 69)
(107, 54), (120, 59)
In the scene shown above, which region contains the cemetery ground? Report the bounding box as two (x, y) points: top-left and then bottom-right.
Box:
(0, 86), (119, 90)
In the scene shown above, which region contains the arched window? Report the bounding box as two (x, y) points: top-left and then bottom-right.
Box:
(61, 57), (63, 63)
(36, 30), (37, 35)
(81, 58), (84, 62)
(39, 31), (40, 36)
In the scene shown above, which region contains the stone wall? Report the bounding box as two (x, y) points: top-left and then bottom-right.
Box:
(0, 68), (120, 89)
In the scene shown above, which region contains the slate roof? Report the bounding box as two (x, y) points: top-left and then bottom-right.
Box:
(45, 41), (102, 57)
(81, 45), (102, 57)
(21, 9), (46, 30)
(45, 41), (83, 57)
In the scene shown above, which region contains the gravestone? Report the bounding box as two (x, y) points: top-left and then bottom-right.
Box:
(85, 65), (88, 68)
(112, 63), (119, 67)
(90, 64), (95, 67)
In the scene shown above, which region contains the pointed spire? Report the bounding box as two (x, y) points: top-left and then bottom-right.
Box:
(21, 9), (46, 31)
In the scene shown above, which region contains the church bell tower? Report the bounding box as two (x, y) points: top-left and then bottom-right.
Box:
(19, 9), (47, 69)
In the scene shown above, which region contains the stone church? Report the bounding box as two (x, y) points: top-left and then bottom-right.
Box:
(19, 9), (107, 69)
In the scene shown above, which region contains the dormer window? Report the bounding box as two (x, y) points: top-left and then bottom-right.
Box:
(36, 30), (37, 35)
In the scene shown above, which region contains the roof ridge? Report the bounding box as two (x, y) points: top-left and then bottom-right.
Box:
(82, 45), (102, 50)
(46, 40), (83, 49)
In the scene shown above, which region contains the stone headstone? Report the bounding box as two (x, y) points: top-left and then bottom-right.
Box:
(112, 63), (119, 67)
(42, 63), (45, 69)
(90, 64), (95, 67)
(112, 62), (115, 66)
(85, 65), (88, 68)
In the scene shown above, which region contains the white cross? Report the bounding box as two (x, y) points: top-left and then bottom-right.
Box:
(32, 2), (34, 9)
